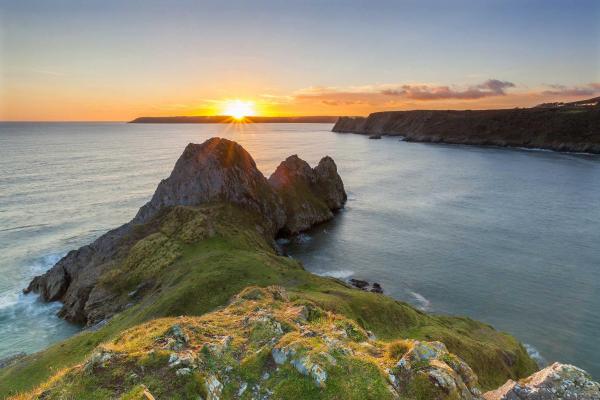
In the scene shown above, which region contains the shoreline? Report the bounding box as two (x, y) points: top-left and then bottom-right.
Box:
(363, 133), (600, 156)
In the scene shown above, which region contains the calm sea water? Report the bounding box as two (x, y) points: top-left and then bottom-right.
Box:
(1, 122), (599, 377)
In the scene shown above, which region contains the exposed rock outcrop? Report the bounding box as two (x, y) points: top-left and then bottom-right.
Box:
(24, 138), (346, 325)
(332, 97), (600, 154)
(484, 362), (600, 400)
(28, 286), (489, 399)
(132, 138), (286, 232)
(269, 155), (346, 234)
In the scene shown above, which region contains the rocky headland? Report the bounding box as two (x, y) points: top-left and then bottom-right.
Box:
(332, 97), (600, 154)
(24, 138), (346, 326)
(3, 137), (598, 399)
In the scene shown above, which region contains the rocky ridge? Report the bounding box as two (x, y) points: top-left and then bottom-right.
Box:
(24, 137), (346, 325)
(332, 97), (600, 154)
(25, 286), (484, 399)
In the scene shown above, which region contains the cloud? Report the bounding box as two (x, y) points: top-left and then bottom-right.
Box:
(541, 83), (600, 97)
(292, 79), (517, 108)
(381, 79), (515, 100)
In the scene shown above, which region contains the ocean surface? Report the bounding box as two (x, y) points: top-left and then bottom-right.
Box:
(1, 122), (599, 377)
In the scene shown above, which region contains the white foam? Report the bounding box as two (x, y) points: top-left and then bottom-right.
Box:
(0, 253), (65, 314)
(276, 238), (290, 245)
(516, 147), (597, 155)
(517, 147), (554, 153)
(314, 269), (354, 279)
(29, 253), (63, 276)
(409, 291), (431, 311)
(523, 343), (548, 368)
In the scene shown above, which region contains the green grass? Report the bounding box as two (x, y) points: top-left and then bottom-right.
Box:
(0, 204), (537, 398)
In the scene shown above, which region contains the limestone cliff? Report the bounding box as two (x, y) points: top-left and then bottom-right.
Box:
(332, 97), (600, 154)
(24, 138), (346, 325)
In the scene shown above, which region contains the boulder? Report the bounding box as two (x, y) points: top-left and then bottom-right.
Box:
(484, 362), (600, 400)
(371, 282), (384, 293)
(349, 279), (369, 290)
(392, 340), (483, 399)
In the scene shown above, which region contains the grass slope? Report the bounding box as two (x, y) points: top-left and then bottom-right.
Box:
(0, 204), (536, 398)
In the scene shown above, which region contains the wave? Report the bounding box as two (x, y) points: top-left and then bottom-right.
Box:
(409, 291), (431, 311)
(275, 238), (290, 245)
(0, 223), (49, 233)
(0, 253), (62, 309)
(523, 343), (548, 368)
(516, 146), (598, 156)
(0, 292), (63, 321)
(314, 269), (354, 279)
(29, 253), (63, 276)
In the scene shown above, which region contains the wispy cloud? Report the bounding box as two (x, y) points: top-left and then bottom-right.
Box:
(541, 83), (600, 97)
(292, 79), (517, 107)
(381, 79), (515, 100)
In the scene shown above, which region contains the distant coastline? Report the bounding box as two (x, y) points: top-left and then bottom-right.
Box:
(333, 97), (600, 154)
(130, 115), (339, 123)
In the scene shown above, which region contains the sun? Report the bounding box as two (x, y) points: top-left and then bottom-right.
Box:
(222, 100), (255, 120)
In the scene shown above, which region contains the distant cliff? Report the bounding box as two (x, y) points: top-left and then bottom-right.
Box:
(332, 97), (600, 154)
(130, 115), (339, 123)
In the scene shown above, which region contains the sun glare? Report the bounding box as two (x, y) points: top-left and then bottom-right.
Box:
(223, 100), (255, 120)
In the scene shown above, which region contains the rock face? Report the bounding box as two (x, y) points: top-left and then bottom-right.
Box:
(484, 363), (600, 400)
(269, 155), (347, 234)
(24, 138), (346, 325)
(132, 138), (286, 232)
(332, 97), (600, 154)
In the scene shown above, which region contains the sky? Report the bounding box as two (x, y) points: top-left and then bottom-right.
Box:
(0, 0), (599, 121)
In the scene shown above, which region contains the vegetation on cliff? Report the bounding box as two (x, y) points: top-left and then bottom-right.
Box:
(11, 286), (489, 399)
(1, 203), (535, 398)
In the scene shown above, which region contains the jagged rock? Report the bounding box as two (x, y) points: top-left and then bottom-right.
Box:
(484, 362), (600, 400)
(165, 324), (189, 349)
(206, 374), (223, 400)
(392, 341), (483, 399)
(24, 138), (346, 326)
(371, 282), (384, 293)
(350, 278), (369, 290)
(85, 349), (115, 370)
(133, 138), (285, 231)
(269, 155), (347, 234)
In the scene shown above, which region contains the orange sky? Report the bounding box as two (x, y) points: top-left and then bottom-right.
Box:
(1, 1), (598, 121)
(2, 79), (599, 121)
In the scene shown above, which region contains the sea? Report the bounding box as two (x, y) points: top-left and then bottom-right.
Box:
(1, 122), (599, 377)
